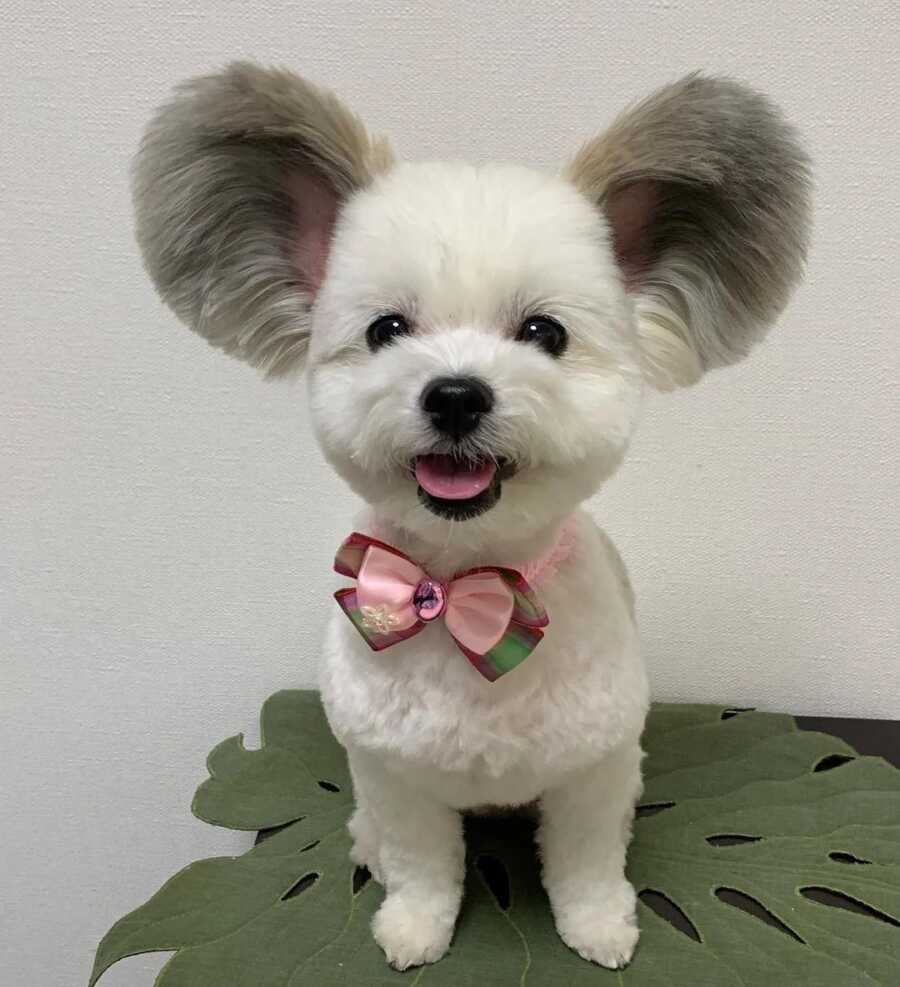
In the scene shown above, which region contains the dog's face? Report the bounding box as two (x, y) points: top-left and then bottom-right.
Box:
(307, 162), (642, 541)
(134, 64), (809, 542)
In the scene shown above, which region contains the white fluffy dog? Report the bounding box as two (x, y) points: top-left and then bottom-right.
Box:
(133, 64), (810, 970)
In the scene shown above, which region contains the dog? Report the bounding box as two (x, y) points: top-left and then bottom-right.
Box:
(133, 63), (810, 970)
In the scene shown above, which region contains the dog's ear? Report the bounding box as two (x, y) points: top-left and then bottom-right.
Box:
(565, 75), (811, 389)
(133, 62), (393, 374)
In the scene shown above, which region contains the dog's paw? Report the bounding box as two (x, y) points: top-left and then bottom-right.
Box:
(554, 882), (639, 970)
(372, 893), (454, 970)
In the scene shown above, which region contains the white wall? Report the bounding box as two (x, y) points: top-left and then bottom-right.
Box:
(2, 2), (898, 984)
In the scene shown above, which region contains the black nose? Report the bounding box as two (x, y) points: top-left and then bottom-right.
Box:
(421, 376), (494, 440)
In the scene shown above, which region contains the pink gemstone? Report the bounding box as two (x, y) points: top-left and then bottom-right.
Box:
(413, 579), (446, 621)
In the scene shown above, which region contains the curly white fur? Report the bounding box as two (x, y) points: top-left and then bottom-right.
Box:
(310, 163), (650, 969)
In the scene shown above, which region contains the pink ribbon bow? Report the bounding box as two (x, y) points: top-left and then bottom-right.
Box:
(333, 533), (549, 681)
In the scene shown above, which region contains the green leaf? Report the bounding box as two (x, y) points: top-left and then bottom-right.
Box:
(91, 693), (900, 987)
(191, 690), (353, 830)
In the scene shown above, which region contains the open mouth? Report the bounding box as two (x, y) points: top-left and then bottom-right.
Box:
(414, 454), (512, 520)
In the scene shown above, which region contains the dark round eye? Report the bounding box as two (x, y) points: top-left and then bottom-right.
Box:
(516, 316), (567, 356)
(367, 314), (411, 350)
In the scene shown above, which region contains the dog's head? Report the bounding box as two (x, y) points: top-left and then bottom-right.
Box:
(134, 64), (810, 545)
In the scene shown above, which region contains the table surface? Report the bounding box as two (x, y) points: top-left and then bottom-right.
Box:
(796, 715), (899, 766)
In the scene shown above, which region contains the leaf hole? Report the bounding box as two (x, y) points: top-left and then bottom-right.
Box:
(800, 887), (900, 927)
(352, 865), (371, 895)
(317, 779), (341, 792)
(813, 754), (855, 773)
(299, 840), (320, 854)
(639, 888), (701, 942)
(715, 887), (805, 944)
(721, 708), (755, 720)
(476, 854), (511, 911)
(829, 851), (872, 865)
(636, 801), (676, 818)
(281, 872), (319, 901)
(254, 819), (303, 845)
(706, 834), (763, 847)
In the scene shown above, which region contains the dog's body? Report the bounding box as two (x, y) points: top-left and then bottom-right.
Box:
(133, 63), (810, 970)
(321, 510), (645, 968)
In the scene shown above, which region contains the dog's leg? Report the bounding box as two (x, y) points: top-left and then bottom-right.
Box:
(349, 749), (465, 970)
(347, 803), (383, 883)
(537, 740), (643, 969)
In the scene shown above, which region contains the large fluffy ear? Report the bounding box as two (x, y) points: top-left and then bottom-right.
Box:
(565, 74), (811, 389)
(133, 62), (393, 374)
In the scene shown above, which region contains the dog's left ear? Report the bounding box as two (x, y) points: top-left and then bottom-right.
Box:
(565, 74), (811, 389)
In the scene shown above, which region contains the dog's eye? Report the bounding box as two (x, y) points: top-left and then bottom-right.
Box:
(367, 314), (411, 350)
(516, 316), (567, 357)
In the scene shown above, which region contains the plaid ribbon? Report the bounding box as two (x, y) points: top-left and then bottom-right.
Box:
(333, 532), (549, 682)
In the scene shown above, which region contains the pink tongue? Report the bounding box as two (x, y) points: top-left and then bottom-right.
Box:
(415, 455), (497, 500)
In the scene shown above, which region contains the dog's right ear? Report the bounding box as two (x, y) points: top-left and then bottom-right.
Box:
(133, 62), (393, 374)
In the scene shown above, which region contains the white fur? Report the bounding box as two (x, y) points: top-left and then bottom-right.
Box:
(308, 162), (650, 970)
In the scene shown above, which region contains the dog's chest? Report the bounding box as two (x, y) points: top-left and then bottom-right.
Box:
(320, 523), (647, 807)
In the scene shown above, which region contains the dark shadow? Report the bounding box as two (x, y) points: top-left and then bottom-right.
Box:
(476, 854), (511, 911)
(255, 819), (303, 845)
(801, 887), (899, 927)
(828, 852), (872, 865)
(716, 887), (805, 944)
(706, 834), (763, 847)
(813, 754), (855, 773)
(281, 872), (320, 901)
(639, 889), (701, 942)
(635, 801), (676, 818)
(352, 865), (371, 894)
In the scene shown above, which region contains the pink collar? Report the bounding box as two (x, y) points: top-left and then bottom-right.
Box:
(365, 514), (579, 586)
(519, 514), (579, 585)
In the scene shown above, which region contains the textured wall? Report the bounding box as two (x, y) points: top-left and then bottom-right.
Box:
(2, 2), (898, 984)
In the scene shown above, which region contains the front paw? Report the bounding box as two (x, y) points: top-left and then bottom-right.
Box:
(372, 893), (455, 970)
(554, 882), (639, 970)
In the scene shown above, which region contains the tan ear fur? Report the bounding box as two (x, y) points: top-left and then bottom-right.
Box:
(565, 74), (812, 389)
(133, 62), (394, 374)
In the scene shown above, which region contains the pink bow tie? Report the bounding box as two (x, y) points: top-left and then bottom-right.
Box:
(333, 532), (550, 681)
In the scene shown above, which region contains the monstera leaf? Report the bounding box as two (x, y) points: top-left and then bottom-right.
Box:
(91, 692), (900, 986)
